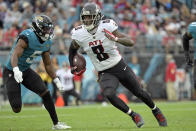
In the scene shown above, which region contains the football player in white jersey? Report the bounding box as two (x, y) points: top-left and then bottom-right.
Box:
(69, 2), (167, 128)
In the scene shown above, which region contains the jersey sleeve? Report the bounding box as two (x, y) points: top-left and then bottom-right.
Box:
(71, 27), (83, 46)
(71, 28), (77, 40)
(188, 22), (196, 38)
(17, 30), (32, 47)
(102, 19), (118, 33)
(20, 30), (31, 38)
(18, 35), (29, 44)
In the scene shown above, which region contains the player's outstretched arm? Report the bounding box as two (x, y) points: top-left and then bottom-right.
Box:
(68, 40), (80, 67)
(42, 51), (64, 90)
(42, 51), (56, 79)
(11, 39), (28, 68)
(11, 39), (27, 83)
(104, 29), (135, 47)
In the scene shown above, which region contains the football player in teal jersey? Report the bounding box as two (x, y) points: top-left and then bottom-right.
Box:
(182, 22), (196, 99)
(3, 15), (71, 130)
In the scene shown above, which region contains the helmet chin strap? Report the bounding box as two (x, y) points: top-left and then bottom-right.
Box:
(84, 24), (94, 31)
(40, 37), (47, 41)
(85, 23), (99, 35)
(88, 26), (98, 35)
(40, 34), (49, 41)
(40, 33), (54, 41)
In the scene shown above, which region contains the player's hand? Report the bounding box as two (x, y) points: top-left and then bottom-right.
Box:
(71, 66), (77, 74)
(103, 29), (118, 42)
(74, 68), (86, 76)
(53, 77), (64, 91)
(71, 66), (86, 76)
(13, 67), (23, 83)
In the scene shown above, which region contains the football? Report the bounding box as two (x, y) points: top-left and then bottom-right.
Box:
(73, 54), (86, 72)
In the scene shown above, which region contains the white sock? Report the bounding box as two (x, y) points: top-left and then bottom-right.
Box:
(152, 105), (157, 110)
(127, 109), (132, 115)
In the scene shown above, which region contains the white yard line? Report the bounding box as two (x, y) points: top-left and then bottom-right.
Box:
(0, 114), (73, 119)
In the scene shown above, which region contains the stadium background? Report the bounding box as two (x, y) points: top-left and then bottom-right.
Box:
(0, 0), (196, 104)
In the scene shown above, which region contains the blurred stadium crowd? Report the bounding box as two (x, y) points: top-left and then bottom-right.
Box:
(0, 0), (195, 54)
(0, 0), (196, 105)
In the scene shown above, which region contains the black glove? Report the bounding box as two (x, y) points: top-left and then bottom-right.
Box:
(71, 66), (77, 74)
(185, 52), (193, 72)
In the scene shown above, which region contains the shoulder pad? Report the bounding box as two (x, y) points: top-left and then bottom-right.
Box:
(71, 26), (84, 41)
(101, 19), (118, 32)
(189, 22), (196, 33)
(102, 19), (118, 26)
(74, 26), (82, 31)
(102, 19), (111, 23)
(190, 22), (196, 26)
(20, 29), (33, 37)
(71, 26), (83, 35)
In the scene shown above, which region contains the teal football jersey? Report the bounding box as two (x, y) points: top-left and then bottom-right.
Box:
(188, 22), (196, 59)
(5, 29), (52, 71)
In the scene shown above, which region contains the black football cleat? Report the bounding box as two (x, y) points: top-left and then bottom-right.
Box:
(131, 112), (144, 128)
(152, 108), (167, 127)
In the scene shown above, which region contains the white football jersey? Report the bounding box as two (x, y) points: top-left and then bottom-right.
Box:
(56, 68), (74, 91)
(71, 19), (122, 71)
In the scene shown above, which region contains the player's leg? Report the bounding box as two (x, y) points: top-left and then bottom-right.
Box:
(117, 61), (167, 126)
(69, 88), (81, 105)
(62, 91), (69, 106)
(99, 72), (144, 128)
(3, 68), (22, 113)
(52, 81), (58, 103)
(22, 68), (58, 124)
(22, 68), (71, 129)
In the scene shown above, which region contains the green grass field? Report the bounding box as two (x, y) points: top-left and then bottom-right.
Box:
(0, 101), (196, 131)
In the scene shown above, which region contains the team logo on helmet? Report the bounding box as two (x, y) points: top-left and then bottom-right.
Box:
(35, 16), (43, 22)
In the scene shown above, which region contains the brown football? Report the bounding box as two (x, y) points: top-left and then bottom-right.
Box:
(73, 54), (86, 72)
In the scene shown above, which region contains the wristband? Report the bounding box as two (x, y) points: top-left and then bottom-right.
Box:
(53, 77), (60, 83)
(13, 66), (20, 72)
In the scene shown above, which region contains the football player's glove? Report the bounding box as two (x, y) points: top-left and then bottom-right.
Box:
(53, 77), (64, 91)
(32, 15), (54, 41)
(13, 67), (23, 83)
(75, 68), (86, 76)
(71, 66), (85, 76)
(71, 66), (77, 74)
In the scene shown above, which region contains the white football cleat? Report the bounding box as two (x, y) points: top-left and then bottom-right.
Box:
(52, 122), (71, 130)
